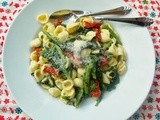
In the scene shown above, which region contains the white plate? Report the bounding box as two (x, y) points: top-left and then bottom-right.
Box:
(2, 0), (155, 120)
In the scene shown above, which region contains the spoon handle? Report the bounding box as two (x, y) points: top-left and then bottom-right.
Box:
(96, 17), (154, 26)
(85, 6), (132, 16)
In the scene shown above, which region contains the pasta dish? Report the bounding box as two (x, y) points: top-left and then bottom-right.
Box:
(29, 13), (127, 107)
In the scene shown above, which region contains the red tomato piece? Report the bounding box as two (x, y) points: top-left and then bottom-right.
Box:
(84, 21), (102, 29)
(100, 56), (108, 67)
(55, 19), (62, 26)
(32, 48), (41, 61)
(90, 80), (101, 98)
(92, 28), (102, 41)
(43, 66), (59, 77)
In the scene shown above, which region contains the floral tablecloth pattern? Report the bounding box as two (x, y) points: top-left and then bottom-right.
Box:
(0, 0), (160, 120)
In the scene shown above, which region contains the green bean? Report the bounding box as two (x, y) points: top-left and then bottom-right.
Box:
(83, 62), (93, 95)
(42, 31), (61, 47)
(74, 88), (84, 108)
(103, 40), (113, 49)
(54, 45), (70, 79)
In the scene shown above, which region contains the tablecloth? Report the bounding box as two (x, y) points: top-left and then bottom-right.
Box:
(0, 0), (160, 120)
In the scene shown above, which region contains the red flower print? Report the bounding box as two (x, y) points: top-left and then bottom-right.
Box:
(147, 113), (152, 119)
(0, 8), (4, 13)
(148, 105), (154, 111)
(154, 26), (158, 31)
(0, 115), (4, 120)
(154, 45), (158, 49)
(5, 9), (11, 14)
(1, 107), (7, 113)
(142, 105), (147, 111)
(143, 12), (148, 16)
(1, 16), (7, 21)
(21, 117), (26, 120)
(155, 97), (160, 103)
(138, 5), (143, 9)
(154, 89), (159, 94)
(153, 81), (159, 87)
(14, 3), (20, 8)
(147, 26), (152, 30)
(151, 0), (156, 4)
(0, 22), (3, 27)
(4, 98), (9, 104)
(7, 117), (13, 120)
(144, 6), (149, 10)
(155, 74), (160, 79)
(151, 32), (156, 37)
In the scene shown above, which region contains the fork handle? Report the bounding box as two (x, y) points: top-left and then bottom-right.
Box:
(86, 6), (132, 16)
(96, 17), (154, 26)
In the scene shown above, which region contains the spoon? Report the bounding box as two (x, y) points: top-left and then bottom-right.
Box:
(49, 6), (132, 23)
(95, 16), (154, 27)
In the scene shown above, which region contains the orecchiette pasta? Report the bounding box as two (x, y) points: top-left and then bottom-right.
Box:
(30, 51), (38, 61)
(73, 78), (83, 88)
(79, 16), (94, 27)
(41, 77), (54, 86)
(77, 68), (85, 78)
(41, 84), (50, 90)
(55, 79), (64, 90)
(38, 31), (47, 40)
(102, 73), (111, 84)
(29, 60), (39, 73)
(100, 29), (110, 43)
(117, 60), (127, 75)
(80, 31), (96, 41)
(38, 56), (48, 66)
(57, 30), (69, 41)
(62, 79), (74, 90)
(61, 88), (75, 99)
(108, 57), (117, 66)
(44, 41), (54, 48)
(108, 43), (117, 56)
(64, 57), (70, 69)
(30, 38), (41, 48)
(43, 22), (55, 34)
(71, 69), (77, 79)
(37, 13), (49, 24)
(102, 71), (114, 84)
(48, 87), (61, 97)
(117, 44), (124, 56)
(66, 21), (80, 34)
(34, 69), (44, 82)
(53, 25), (65, 37)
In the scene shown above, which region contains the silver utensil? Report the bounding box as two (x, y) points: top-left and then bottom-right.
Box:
(49, 6), (132, 23)
(96, 16), (154, 26)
